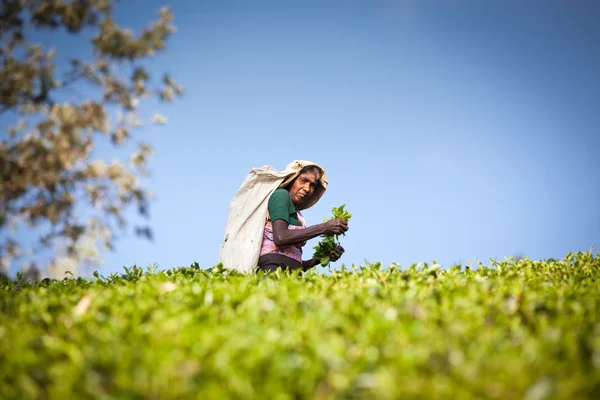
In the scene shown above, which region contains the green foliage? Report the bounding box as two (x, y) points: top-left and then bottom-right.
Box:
(313, 204), (352, 267)
(1, 251), (599, 399)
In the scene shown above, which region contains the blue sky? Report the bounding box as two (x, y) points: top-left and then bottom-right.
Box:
(10, 0), (600, 275)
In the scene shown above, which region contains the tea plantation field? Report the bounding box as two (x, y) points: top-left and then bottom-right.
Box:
(1, 251), (599, 399)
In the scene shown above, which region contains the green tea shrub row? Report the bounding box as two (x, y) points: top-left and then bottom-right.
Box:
(1, 251), (599, 399)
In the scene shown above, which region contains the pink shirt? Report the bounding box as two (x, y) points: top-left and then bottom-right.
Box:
(259, 211), (307, 263)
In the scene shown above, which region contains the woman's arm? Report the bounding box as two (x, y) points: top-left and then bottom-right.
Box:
(271, 219), (348, 247)
(302, 258), (320, 270)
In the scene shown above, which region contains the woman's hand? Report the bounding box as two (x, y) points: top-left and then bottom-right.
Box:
(322, 219), (349, 236)
(329, 245), (345, 262)
(304, 245), (345, 270)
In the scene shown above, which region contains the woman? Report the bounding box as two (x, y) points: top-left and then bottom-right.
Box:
(258, 164), (349, 272)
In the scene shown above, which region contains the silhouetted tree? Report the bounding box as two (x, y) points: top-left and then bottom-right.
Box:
(0, 0), (183, 276)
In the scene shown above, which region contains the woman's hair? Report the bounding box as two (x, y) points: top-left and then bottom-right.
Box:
(284, 165), (323, 191)
(298, 165), (322, 181)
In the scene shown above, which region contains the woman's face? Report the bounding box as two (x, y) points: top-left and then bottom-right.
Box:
(289, 171), (318, 205)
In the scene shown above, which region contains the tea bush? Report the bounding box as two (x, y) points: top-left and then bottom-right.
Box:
(1, 251), (599, 399)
